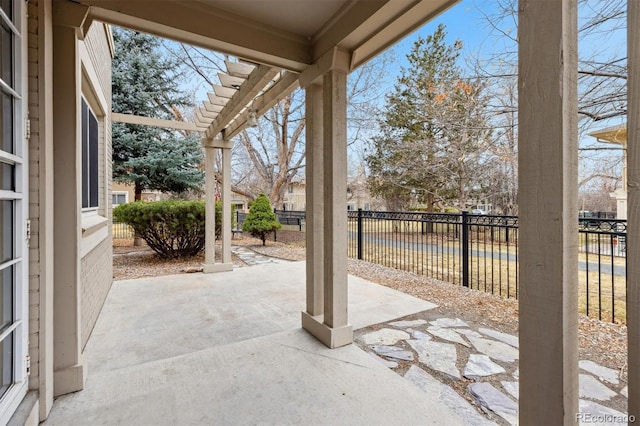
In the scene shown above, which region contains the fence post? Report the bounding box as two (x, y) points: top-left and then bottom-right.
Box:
(462, 211), (470, 288)
(357, 208), (363, 260)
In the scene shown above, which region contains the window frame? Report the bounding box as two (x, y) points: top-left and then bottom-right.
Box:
(111, 191), (128, 206)
(81, 97), (99, 211)
(0, 0), (29, 422)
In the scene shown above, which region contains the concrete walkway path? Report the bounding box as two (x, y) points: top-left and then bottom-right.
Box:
(44, 262), (466, 426)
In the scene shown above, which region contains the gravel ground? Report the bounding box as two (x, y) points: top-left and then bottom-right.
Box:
(113, 236), (628, 384)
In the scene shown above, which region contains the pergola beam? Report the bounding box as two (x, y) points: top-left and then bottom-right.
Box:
(202, 138), (233, 149)
(207, 92), (229, 106)
(206, 65), (280, 139)
(212, 84), (237, 99)
(112, 112), (204, 132)
(222, 71), (299, 140)
(203, 101), (224, 114)
(225, 60), (255, 78)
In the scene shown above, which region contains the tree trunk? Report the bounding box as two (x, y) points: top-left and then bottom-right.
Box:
(133, 182), (144, 246)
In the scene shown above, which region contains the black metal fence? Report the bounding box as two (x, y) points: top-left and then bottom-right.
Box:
(347, 210), (519, 298)
(205, 208), (627, 323)
(346, 210), (627, 323)
(578, 218), (626, 323)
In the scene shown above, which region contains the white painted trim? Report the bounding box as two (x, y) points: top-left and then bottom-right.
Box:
(0, 0), (29, 421)
(81, 222), (108, 257)
(79, 42), (108, 116)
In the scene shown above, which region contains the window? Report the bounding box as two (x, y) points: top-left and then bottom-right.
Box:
(112, 192), (127, 206)
(81, 98), (98, 209)
(0, 0), (28, 421)
(288, 185), (293, 194)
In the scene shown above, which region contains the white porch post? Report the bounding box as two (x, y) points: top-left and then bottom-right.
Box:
(52, 4), (88, 396)
(518, 0), (579, 424)
(303, 82), (324, 317)
(203, 140), (233, 273)
(322, 68), (349, 335)
(203, 142), (217, 272)
(301, 52), (353, 348)
(221, 146), (232, 265)
(627, 0), (640, 418)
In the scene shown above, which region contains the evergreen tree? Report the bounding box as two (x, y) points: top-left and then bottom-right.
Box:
(112, 28), (203, 199)
(242, 194), (281, 246)
(366, 24), (491, 210)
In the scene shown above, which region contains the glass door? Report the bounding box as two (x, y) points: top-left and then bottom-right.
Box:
(0, 0), (28, 421)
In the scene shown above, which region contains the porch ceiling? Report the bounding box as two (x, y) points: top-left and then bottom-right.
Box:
(83, 0), (457, 72)
(82, 0), (457, 138)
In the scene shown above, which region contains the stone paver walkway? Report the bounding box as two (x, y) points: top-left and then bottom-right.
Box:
(231, 246), (290, 266)
(229, 247), (629, 425)
(356, 316), (629, 425)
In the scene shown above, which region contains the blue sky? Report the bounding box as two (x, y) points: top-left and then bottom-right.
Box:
(392, 0), (627, 138)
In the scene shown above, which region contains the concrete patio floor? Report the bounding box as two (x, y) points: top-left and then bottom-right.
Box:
(44, 261), (466, 425)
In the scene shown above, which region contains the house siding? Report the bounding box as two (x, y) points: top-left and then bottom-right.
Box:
(27, 0), (41, 392)
(80, 238), (112, 348)
(79, 23), (113, 350)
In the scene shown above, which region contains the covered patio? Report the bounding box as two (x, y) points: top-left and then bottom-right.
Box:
(43, 262), (465, 425)
(45, 0), (640, 423)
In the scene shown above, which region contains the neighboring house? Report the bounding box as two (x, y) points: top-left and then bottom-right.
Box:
(281, 179), (306, 211)
(111, 182), (163, 205)
(347, 166), (386, 211)
(111, 181), (250, 211)
(281, 168), (386, 212)
(589, 124), (627, 219)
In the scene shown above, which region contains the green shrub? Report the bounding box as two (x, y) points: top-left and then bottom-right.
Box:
(114, 200), (222, 258)
(242, 193), (281, 246)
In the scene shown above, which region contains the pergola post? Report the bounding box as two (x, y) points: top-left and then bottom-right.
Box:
(627, 0), (639, 418)
(302, 83), (324, 317)
(518, 0), (579, 423)
(221, 146), (232, 265)
(300, 48), (352, 348)
(203, 143), (216, 271)
(203, 140), (233, 273)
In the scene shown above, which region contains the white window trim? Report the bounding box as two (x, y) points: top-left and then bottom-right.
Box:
(0, 0), (29, 421)
(112, 191), (128, 205)
(79, 40), (110, 252)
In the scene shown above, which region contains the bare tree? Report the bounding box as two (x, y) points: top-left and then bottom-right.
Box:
(469, 0), (627, 212)
(162, 42), (392, 207)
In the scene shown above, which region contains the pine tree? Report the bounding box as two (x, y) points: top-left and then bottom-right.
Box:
(366, 24), (491, 211)
(242, 194), (281, 246)
(112, 28), (204, 199)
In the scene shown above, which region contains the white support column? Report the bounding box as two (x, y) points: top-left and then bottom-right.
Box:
(52, 11), (86, 397)
(518, 0), (579, 424)
(221, 147), (233, 266)
(203, 141), (232, 274)
(301, 63), (352, 348)
(302, 83), (324, 318)
(203, 143), (217, 272)
(627, 0), (639, 419)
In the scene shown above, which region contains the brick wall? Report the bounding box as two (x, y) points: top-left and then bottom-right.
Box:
(80, 238), (113, 348)
(27, 0), (41, 391)
(79, 23), (113, 350)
